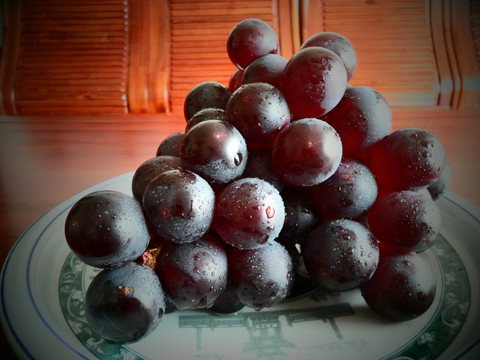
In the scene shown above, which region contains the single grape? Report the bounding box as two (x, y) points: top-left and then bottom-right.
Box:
(65, 190), (150, 268)
(226, 82), (290, 150)
(85, 262), (166, 343)
(277, 186), (319, 246)
(360, 243), (436, 321)
(185, 107), (226, 132)
(142, 169), (215, 243)
(156, 232), (228, 310)
(131, 155), (183, 202)
(183, 81), (231, 121)
(228, 68), (244, 92)
(227, 18), (279, 70)
(366, 127), (446, 191)
(300, 31), (357, 80)
(281, 47), (348, 119)
(367, 189), (441, 253)
(272, 118), (343, 187)
(428, 161), (452, 200)
(213, 177), (285, 249)
(179, 119), (248, 186)
(320, 86), (392, 159)
(312, 158), (378, 220)
(241, 148), (285, 191)
(301, 219), (379, 291)
(242, 53), (288, 90)
(228, 241), (294, 310)
(156, 132), (184, 156)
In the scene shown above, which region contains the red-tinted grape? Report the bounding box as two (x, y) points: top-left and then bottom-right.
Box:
(367, 189), (441, 253)
(156, 233), (228, 310)
(227, 18), (279, 70)
(320, 86), (392, 159)
(185, 107), (226, 133)
(300, 31), (357, 80)
(301, 219), (379, 291)
(242, 53), (288, 90)
(228, 68), (244, 92)
(312, 158), (378, 220)
(213, 177), (285, 250)
(360, 243), (436, 321)
(428, 161), (452, 200)
(226, 82), (290, 150)
(282, 47), (348, 118)
(272, 118), (343, 186)
(366, 128), (446, 191)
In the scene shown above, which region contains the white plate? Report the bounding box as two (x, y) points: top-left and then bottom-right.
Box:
(1, 172), (479, 360)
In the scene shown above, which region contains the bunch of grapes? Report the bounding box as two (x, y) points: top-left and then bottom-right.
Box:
(64, 18), (451, 343)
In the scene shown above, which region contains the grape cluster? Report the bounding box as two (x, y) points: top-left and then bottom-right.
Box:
(64, 18), (450, 343)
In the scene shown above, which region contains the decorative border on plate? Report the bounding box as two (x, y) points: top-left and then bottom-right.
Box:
(58, 234), (470, 360)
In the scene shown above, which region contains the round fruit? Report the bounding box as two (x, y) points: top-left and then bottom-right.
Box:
(272, 118), (343, 187)
(183, 81), (231, 121)
(65, 190), (150, 268)
(282, 46), (348, 118)
(302, 219), (379, 291)
(142, 169), (215, 243)
(360, 243), (436, 321)
(85, 262), (166, 343)
(228, 241), (294, 310)
(227, 18), (279, 70)
(213, 177), (285, 249)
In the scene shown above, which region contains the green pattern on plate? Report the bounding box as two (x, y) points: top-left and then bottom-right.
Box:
(58, 234), (470, 360)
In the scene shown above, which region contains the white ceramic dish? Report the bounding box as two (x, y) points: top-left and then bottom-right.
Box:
(1, 172), (479, 360)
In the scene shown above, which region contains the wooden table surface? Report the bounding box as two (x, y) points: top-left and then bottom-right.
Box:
(1, 108), (479, 359)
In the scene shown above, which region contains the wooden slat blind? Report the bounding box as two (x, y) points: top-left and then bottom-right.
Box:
(168, 0), (282, 115)
(13, 0), (129, 114)
(302, 0), (440, 107)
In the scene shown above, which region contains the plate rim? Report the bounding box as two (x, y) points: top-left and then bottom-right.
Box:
(1, 173), (479, 360)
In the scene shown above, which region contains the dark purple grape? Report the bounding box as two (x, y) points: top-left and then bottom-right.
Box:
(366, 128), (446, 191)
(65, 190), (150, 268)
(241, 148), (285, 191)
(300, 31), (357, 80)
(312, 158), (378, 220)
(156, 132), (184, 156)
(227, 18), (279, 70)
(156, 233), (228, 310)
(320, 86), (392, 159)
(179, 119), (248, 186)
(242, 53), (288, 90)
(301, 219), (379, 291)
(213, 177), (285, 250)
(85, 262), (165, 343)
(360, 243), (436, 321)
(183, 81), (231, 121)
(367, 189), (441, 253)
(142, 169), (215, 243)
(228, 68), (244, 92)
(228, 241), (294, 310)
(272, 118), (343, 187)
(210, 282), (245, 314)
(277, 187), (319, 246)
(226, 82), (290, 150)
(428, 161), (452, 200)
(281, 47), (348, 119)
(131, 155), (183, 202)
(185, 107), (226, 132)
